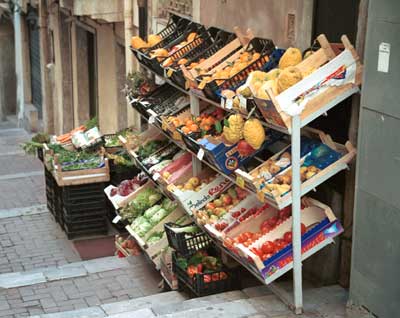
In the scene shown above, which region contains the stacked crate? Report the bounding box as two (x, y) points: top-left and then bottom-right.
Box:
(61, 183), (108, 239)
(44, 168), (54, 215)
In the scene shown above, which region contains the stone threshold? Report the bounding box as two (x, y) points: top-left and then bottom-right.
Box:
(0, 256), (133, 289)
(0, 204), (48, 219)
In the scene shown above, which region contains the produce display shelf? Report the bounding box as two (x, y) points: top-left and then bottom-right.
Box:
(138, 62), (188, 94)
(115, 240), (133, 257)
(129, 29), (361, 314)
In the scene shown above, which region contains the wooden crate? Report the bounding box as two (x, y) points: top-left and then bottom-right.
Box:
(236, 128), (356, 210)
(181, 27), (254, 87)
(52, 156), (110, 187)
(252, 34), (363, 133)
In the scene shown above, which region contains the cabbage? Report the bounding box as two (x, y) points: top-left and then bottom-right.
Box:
(136, 220), (153, 237)
(149, 208), (169, 225)
(144, 205), (162, 219)
(161, 198), (178, 213)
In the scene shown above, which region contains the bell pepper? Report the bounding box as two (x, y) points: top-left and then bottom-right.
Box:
(187, 265), (199, 278)
(203, 274), (212, 283)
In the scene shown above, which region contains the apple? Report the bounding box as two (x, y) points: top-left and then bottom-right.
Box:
(205, 202), (216, 211)
(222, 194), (232, 205)
(188, 177), (200, 187)
(232, 198), (239, 205)
(214, 199), (223, 207)
(227, 188), (238, 199)
(214, 208), (226, 217)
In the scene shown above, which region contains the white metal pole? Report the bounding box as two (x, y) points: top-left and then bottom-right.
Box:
(291, 114), (303, 314)
(190, 92), (202, 176)
(13, 3), (25, 126)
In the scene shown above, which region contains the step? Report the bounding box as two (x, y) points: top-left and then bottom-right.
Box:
(0, 256), (134, 289)
(156, 298), (259, 318)
(152, 290), (248, 316)
(101, 291), (187, 316)
(28, 291), (186, 318)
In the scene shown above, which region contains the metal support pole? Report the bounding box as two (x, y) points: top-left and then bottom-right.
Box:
(13, 4), (25, 126)
(291, 115), (303, 314)
(190, 92), (202, 176)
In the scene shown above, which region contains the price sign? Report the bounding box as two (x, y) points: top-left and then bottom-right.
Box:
(198, 80), (207, 90)
(257, 191), (265, 202)
(239, 95), (247, 109)
(197, 148), (205, 161)
(220, 98), (225, 108)
(167, 68), (174, 77)
(153, 172), (160, 181)
(112, 215), (122, 224)
(236, 175), (245, 189)
(149, 116), (156, 124)
(225, 99), (233, 110)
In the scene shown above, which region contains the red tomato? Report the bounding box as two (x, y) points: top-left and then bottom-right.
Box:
(267, 216), (279, 227)
(261, 241), (275, 254)
(301, 223), (307, 235)
(274, 239), (286, 252)
(283, 231), (293, 243)
(261, 225), (271, 234)
(250, 247), (263, 258)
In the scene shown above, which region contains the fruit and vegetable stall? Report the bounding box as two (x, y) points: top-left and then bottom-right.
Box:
(27, 13), (363, 313)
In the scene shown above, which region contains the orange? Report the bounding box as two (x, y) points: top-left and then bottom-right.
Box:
(190, 124), (199, 132)
(182, 126), (190, 134)
(186, 119), (194, 126)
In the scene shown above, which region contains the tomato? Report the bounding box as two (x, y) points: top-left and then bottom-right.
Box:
(260, 220), (270, 230)
(212, 273), (220, 281)
(253, 232), (262, 240)
(261, 241), (275, 254)
(301, 223), (307, 235)
(220, 272), (228, 279)
(274, 239), (286, 252)
(279, 207), (292, 219)
(283, 231), (293, 243)
(261, 254), (269, 261)
(250, 247), (263, 258)
(267, 216), (279, 227)
(243, 241), (251, 247)
(203, 274), (212, 283)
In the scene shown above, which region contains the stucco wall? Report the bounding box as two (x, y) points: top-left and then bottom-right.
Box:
(198, 0), (313, 49)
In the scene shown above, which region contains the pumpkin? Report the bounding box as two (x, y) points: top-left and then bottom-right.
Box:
(243, 118), (265, 149)
(223, 114), (244, 144)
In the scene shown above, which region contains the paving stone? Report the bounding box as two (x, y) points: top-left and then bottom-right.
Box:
(83, 257), (132, 274)
(31, 306), (106, 318)
(247, 294), (290, 315)
(0, 272), (46, 288)
(107, 308), (156, 318)
(101, 291), (187, 315)
(242, 285), (273, 298)
(44, 266), (87, 281)
(158, 299), (258, 318)
(153, 291), (248, 316)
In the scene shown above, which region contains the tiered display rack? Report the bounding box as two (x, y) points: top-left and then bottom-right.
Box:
(125, 17), (362, 313)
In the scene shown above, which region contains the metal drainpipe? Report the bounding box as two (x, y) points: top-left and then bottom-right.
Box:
(137, 0), (147, 39)
(13, 2), (25, 126)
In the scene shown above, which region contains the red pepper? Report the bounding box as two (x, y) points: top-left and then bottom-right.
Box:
(203, 274), (212, 283)
(197, 263), (203, 273)
(186, 265), (198, 278)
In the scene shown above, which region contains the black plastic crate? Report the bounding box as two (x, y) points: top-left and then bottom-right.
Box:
(37, 148), (44, 162)
(106, 200), (128, 233)
(167, 29), (234, 89)
(63, 207), (106, 222)
(53, 183), (63, 224)
(131, 15), (190, 75)
(64, 227), (108, 240)
(63, 201), (106, 215)
(61, 183), (105, 203)
(172, 251), (237, 297)
(137, 21), (202, 76)
(63, 218), (107, 232)
(165, 222), (212, 257)
(198, 37), (275, 101)
(177, 128), (200, 154)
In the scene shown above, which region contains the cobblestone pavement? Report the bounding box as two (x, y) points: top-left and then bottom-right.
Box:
(0, 257), (160, 317)
(0, 122), (161, 317)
